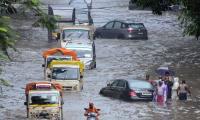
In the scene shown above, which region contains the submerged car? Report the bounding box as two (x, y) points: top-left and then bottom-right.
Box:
(99, 79), (154, 101)
(95, 20), (148, 40)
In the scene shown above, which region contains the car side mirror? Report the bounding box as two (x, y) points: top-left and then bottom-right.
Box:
(63, 39), (67, 42)
(97, 109), (100, 111)
(47, 74), (51, 78)
(56, 33), (60, 40)
(84, 108), (88, 110)
(93, 35), (96, 40)
(24, 102), (27, 106)
(42, 64), (45, 67)
(107, 83), (111, 86)
(80, 75), (83, 79)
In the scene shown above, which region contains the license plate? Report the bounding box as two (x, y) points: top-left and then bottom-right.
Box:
(142, 92), (151, 96)
(138, 32), (144, 35)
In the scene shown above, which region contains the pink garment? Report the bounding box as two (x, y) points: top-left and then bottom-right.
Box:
(157, 95), (164, 102)
(161, 81), (167, 102)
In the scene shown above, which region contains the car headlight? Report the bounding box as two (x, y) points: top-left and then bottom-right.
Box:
(73, 84), (78, 90)
(85, 60), (92, 69)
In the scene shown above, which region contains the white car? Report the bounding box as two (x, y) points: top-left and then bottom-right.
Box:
(65, 43), (96, 69)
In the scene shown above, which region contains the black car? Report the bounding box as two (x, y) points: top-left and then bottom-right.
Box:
(99, 79), (154, 101)
(95, 20), (148, 40)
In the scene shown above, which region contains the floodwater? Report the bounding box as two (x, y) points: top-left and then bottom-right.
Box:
(0, 0), (200, 119)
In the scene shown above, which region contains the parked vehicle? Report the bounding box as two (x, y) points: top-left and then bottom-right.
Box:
(129, 0), (169, 11)
(42, 48), (79, 80)
(66, 43), (96, 69)
(76, 9), (93, 25)
(49, 60), (84, 91)
(99, 79), (154, 101)
(24, 82), (64, 119)
(54, 25), (95, 48)
(128, 0), (149, 10)
(48, 5), (76, 41)
(95, 20), (148, 40)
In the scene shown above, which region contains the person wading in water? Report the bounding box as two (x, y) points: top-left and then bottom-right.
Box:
(177, 80), (191, 100)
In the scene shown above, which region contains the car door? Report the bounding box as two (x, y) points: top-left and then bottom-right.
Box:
(100, 21), (114, 38)
(114, 80), (127, 99)
(112, 21), (123, 38)
(108, 80), (119, 98)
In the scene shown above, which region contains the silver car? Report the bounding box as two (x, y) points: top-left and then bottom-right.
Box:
(95, 20), (148, 40)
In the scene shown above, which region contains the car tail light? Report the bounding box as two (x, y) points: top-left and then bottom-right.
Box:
(128, 28), (134, 33)
(129, 90), (136, 96)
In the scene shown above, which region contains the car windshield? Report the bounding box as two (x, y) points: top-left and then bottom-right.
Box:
(70, 49), (92, 58)
(129, 23), (145, 29)
(30, 93), (59, 105)
(54, 10), (73, 18)
(129, 81), (153, 89)
(46, 56), (72, 67)
(62, 29), (89, 39)
(52, 67), (79, 80)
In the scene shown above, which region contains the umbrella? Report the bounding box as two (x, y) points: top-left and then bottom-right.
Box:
(156, 66), (175, 76)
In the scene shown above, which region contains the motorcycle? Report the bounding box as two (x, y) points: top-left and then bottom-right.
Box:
(84, 108), (100, 120)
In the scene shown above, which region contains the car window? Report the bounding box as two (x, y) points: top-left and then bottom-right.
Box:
(104, 22), (114, 29)
(111, 80), (119, 87)
(129, 81), (153, 89)
(117, 80), (126, 88)
(113, 22), (122, 29)
(121, 23), (126, 28)
(129, 23), (145, 29)
(62, 29), (89, 39)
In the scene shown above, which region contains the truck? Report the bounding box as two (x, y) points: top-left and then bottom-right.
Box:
(24, 81), (64, 119)
(42, 48), (79, 80)
(55, 25), (96, 48)
(48, 5), (76, 41)
(49, 60), (84, 91)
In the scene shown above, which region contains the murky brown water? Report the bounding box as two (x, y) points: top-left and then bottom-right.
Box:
(0, 0), (200, 119)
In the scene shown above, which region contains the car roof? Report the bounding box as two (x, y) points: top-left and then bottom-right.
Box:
(66, 43), (92, 49)
(126, 79), (151, 85)
(62, 25), (94, 30)
(49, 5), (74, 10)
(110, 19), (144, 25)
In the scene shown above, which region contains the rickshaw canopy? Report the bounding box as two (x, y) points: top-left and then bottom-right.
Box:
(25, 81), (63, 95)
(42, 48), (79, 61)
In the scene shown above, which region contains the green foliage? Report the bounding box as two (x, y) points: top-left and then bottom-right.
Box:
(179, 0), (200, 40)
(0, 16), (17, 60)
(134, 0), (171, 15)
(0, 0), (57, 60)
(21, 0), (57, 30)
(0, 0), (17, 14)
(0, 79), (13, 87)
(135, 0), (200, 39)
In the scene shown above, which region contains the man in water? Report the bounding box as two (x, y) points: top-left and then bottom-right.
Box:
(177, 80), (191, 100)
(84, 103), (100, 120)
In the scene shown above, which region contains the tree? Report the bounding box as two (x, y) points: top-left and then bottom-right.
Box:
(0, 16), (17, 60)
(0, 0), (57, 60)
(135, 0), (200, 40)
(179, 0), (200, 40)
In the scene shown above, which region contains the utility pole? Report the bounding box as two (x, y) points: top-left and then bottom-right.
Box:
(84, 0), (93, 25)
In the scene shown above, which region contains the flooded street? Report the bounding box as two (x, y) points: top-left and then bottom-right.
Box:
(0, 0), (200, 119)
